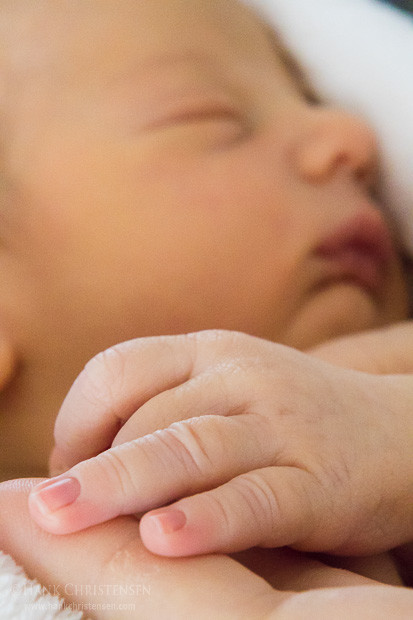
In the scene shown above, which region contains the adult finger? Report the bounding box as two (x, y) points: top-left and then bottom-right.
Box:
(271, 585), (413, 620)
(309, 321), (413, 374)
(7, 480), (413, 619)
(1, 479), (289, 619)
(30, 414), (278, 535)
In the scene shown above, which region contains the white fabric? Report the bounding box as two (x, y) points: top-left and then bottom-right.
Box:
(244, 0), (413, 256)
(0, 552), (82, 620)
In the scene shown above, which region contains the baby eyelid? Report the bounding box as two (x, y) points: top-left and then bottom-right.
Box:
(173, 107), (239, 125)
(145, 100), (244, 131)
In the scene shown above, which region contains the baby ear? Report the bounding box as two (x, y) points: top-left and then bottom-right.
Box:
(0, 330), (17, 391)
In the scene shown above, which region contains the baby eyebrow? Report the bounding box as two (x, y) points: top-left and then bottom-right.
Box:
(138, 48), (220, 78)
(107, 53), (241, 134)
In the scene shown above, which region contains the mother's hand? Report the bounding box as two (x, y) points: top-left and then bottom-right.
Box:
(1, 478), (287, 618)
(1, 479), (412, 619)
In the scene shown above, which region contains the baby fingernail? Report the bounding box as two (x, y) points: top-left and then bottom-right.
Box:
(30, 477), (81, 514)
(146, 509), (186, 535)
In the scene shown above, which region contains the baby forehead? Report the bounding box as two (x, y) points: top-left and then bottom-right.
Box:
(0, 2), (132, 76)
(0, 0), (293, 130)
(0, 0), (268, 72)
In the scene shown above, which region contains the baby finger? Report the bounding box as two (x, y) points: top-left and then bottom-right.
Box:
(139, 466), (321, 557)
(29, 414), (276, 535)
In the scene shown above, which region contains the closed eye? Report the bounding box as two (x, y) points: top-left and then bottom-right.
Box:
(146, 101), (243, 130)
(144, 103), (249, 147)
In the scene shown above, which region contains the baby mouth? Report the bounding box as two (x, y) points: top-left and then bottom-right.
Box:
(316, 241), (386, 293)
(314, 210), (396, 297)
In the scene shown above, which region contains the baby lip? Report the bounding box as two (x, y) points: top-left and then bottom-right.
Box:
(314, 209), (397, 295)
(316, 241), (386, 293)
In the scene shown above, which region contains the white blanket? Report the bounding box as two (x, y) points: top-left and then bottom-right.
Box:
(0, 552), (82, 620)
(245, 0), (413, 256)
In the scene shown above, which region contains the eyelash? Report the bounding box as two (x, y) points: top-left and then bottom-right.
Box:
(149, 106), (249, 147)
(150, 104), (244, 132)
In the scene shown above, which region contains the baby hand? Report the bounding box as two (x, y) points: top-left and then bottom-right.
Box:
(29, 331), (413, 558)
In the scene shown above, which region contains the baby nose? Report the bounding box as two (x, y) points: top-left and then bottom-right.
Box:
(293, 107), (379, 190)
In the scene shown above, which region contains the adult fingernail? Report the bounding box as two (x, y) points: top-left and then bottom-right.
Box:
(146, 509), (187, 535)
(30, 477), (81, 514)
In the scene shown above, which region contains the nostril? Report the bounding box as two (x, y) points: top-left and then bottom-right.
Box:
(294, 106), (379, 187)
(353, 156), (380, 198)
(354, 164), (370, 188)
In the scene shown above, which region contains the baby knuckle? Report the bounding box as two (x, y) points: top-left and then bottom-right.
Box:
(188, 329), (234, 344)
(233, 472), (281, 538)
(203, 492), (234, 537)
(154, 420), (215, 478)
(93, 447), (138, 505)
(77, 344), (127, 410)
(190, 329), (251, 356)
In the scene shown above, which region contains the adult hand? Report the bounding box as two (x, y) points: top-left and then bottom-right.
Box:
(3, 479), (413, 619)
(309, 320), (413, 373)
(0, 478), (288, 618)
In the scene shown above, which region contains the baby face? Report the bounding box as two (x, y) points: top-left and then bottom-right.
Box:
(0, 0), (408, 476)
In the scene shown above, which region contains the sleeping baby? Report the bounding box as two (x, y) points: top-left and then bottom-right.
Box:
(0, 0), (412, 617)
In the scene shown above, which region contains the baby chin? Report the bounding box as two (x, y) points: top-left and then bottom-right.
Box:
(281, 281), (398, 350)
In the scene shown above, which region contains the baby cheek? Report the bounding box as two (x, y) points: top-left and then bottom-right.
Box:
(204, 151), (299, 244)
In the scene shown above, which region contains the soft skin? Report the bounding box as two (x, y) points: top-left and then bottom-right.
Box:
(0, 0), (407, 480)
(0, 0), (411, 617)
(2, 480), (413, 619)
(28, 330), (413, 561)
